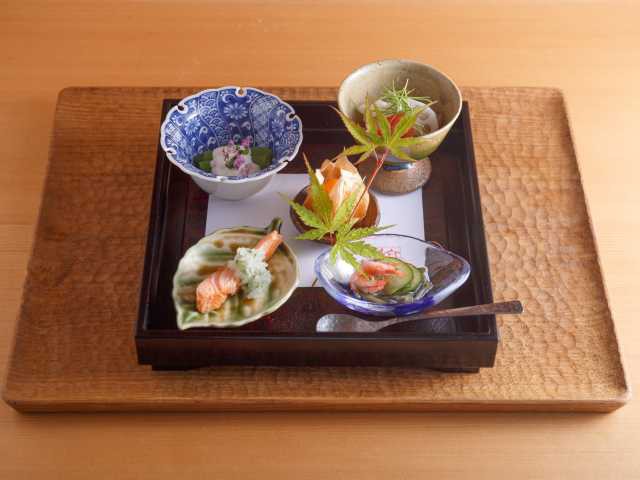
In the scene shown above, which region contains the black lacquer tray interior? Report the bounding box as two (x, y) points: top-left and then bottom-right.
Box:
(136, 100), (498, 371)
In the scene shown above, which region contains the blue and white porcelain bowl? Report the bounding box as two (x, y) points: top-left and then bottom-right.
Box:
(160, 87), (303, 200)
(314, 234), (471, 317)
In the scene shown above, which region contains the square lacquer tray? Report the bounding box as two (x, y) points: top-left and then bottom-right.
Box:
(3, 87), (628, 412)
(135, 99), (497, 371)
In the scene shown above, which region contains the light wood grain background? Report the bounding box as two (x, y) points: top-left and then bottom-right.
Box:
(1, 1), (639, 478)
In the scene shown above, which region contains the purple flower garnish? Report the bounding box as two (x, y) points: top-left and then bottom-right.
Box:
(234, 155), (247, 169)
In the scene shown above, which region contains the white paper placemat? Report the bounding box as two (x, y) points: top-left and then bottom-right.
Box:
(206, 174), (424, 286)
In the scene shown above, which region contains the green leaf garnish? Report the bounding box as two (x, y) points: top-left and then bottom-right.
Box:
(282, 157), (387, 268)
(330, 189), (358, 231)
(193, 150), (213, 171)
(344, 241), (385, 259)
(296, 228), (329, 241)
(355, 150), (372, 165)
(345, 224), (392, 241)
(329, 243), (339, 264)
(394, 136), (423, 148)
(389, 107), (425, 144)
(197, 160), (212, 172)
(388, 146), (414, 162)
(341, 144), (371, 156)
(334, 93), (426, 167)
(251, 146), (273, 169)
(304, 154), (333, 225)
(335, 245), (359, 270)
(331, 107), (372, 146)
(194, 150), (213, 162)
(373, 103), (390, 141)
(281, 193), (324, 229)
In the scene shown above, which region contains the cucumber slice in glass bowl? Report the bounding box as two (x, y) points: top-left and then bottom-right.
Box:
(380, 258), (414, 295)
(314, 234), (470, 317)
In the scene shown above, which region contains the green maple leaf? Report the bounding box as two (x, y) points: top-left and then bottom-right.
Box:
(388, 145), (414, 162)
(334, 96), (427, 167)
(394, 136), (423, 148)
(373, 103), (391, 141)
(282, 94), (429, 268)
(327, 222), (391, 269)
(331, 107), (373, 147)
(389, 106), (425, 145)
(344, 241), (385, 260)
(296, 228), (328, 241)
(335, 244), (359, 270)
(329, 243), (339, 264)
(355, 150), (373, 165)
(345, 224), (392, 241)
(281, 194), (324, 229)
(337, 217), (358, 237)
(330, 189), (358, 231)
(303, 154), (333, 225)
(341, 144), (372, 157)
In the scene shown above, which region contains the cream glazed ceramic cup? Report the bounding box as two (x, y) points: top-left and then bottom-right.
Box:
(337, 60), (462, 193)
(338, 59), (462, 160)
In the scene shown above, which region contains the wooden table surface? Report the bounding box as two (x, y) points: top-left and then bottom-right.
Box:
(1, 1), (638, 478)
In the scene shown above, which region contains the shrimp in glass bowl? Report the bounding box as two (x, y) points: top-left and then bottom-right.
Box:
(314, 234), (470, 317)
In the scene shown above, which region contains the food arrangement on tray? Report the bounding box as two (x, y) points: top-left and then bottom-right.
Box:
(3, 82), (626, 412)
(138, 59), (513, 370)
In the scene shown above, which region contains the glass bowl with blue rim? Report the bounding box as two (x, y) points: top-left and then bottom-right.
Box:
(314, 234), (471, 316)
(160, 87), (303, 200)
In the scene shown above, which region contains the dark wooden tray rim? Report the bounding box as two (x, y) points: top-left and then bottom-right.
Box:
(135, 99), (498, 370)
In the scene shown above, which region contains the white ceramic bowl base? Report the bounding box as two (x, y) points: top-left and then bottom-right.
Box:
(192, 175), (272, 200)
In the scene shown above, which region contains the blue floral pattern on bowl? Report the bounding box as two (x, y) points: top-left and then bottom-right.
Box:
(160, 87), (303, 183)
(314, 234), (471, 317)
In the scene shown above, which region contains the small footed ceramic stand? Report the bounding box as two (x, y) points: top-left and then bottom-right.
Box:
(359, 156), (432, 194)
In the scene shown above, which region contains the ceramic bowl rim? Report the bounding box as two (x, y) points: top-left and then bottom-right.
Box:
(160, 86), (303, 184)
(337, 59), (463, 141)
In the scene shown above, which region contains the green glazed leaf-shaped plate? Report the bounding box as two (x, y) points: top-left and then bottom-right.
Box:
(172, 223), (299, 330)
